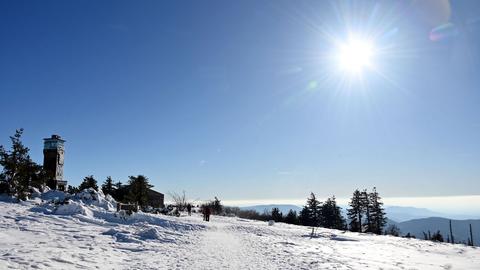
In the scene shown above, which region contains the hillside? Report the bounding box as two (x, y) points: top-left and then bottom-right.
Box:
(396, 217), (479, 246)
(1, 191), (479, 269)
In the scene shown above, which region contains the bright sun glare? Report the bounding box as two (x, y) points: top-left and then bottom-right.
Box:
(336, 37), (375, 74)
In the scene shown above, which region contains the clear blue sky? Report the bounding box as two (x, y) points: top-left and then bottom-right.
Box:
(1, 0), (479, 203)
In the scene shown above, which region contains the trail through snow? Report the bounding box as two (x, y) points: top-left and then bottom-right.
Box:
(1, 195), (480, 269)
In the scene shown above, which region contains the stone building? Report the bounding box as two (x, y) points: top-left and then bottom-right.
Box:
(147, 189), (165, 208)
(43, 135), (67, 191)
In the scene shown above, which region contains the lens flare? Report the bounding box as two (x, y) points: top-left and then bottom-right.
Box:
(430, 22), (458, 42)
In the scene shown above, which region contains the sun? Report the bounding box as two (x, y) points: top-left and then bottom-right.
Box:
(336, 37), (376, 75)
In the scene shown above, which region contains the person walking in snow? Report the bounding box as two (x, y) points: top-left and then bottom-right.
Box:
(202, 206), (207, 221)
(205, 206), (211, 222)
(187, 203), (192, 216)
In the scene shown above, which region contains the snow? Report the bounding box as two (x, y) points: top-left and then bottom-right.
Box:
(39, 189), (68, 202)
(1, 191), (479, 269)
(54, 200), (94, 217)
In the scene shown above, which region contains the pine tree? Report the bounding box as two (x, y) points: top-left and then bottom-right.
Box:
(112, 181), (125, 202)
(306, 192), (322, 227)
(67, 185), (79, 194)
(126, 175), (153, 207)
(79, 175), (98, 191)
(101, 176), (114, 195)
(271, 207), (283, 222)
(114, 181), (122, 190)
(299, 206), (311, 226)
(0, 129), (45, 200)
(360, 189), (372, 232)
(368, 187), (387, 234)
(212, 196), (223, 215)
(431, 230), (444, 242)
(347, 189), (363, 232)
(30, 165), (48, 191)
(284, 209), (298, 225)
(298, 193), (322, 227)
(321, 196), (346, 230)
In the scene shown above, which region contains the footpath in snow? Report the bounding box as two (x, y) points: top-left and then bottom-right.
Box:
(1, 190), (479, 270)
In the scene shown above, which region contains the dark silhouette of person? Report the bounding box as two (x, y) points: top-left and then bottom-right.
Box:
(205, 207), (211, 222)
(187, 204), (192, 216)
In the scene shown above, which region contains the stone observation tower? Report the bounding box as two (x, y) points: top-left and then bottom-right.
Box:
(43, 135), (67, 191)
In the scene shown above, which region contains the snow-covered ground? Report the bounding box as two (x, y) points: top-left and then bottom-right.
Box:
(1, 191), (479, 270)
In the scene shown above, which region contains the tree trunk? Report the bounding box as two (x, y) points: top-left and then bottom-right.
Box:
(358, 213), (362, 233)
(470, 223), (474, 246)
(449, 220), (454, 244)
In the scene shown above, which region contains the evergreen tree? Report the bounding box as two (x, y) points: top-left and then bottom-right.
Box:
(212, 196), (223, 215)
(360, 189), (372, 232)
(114, 181), (122, 190)
(271, 207), (283, 222)
(67, 185), (79, 194)
(301, 192), (322, 227)
(431, 230), (444, 242)
(30, 165), (48, 191)
(299, 205), (311, 226)
(101, 176), (114, 195)
(368, 187), (387, 234)
(78, 175), (98, 191)
(112, 181), (126, 202)
(347, 189), (363, 232)
(126, 175), (153, 207)
(321, 196), (346, 230)
(284, 209), (298, 225)
(0, 129), (45, 200)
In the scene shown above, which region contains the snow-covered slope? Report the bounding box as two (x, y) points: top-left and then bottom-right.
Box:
(1, 192), (479, 269)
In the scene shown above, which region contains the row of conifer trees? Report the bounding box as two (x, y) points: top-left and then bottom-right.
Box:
(235, 188), (387, 235)
(294, 188), (387, 234)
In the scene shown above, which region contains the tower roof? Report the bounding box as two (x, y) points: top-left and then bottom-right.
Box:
(43, 134), (66, 142)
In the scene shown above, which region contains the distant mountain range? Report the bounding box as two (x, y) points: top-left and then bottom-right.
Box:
(240, 204), (302, 215)
(384, 206), (479, 222)
(393, 217), (479, 246)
